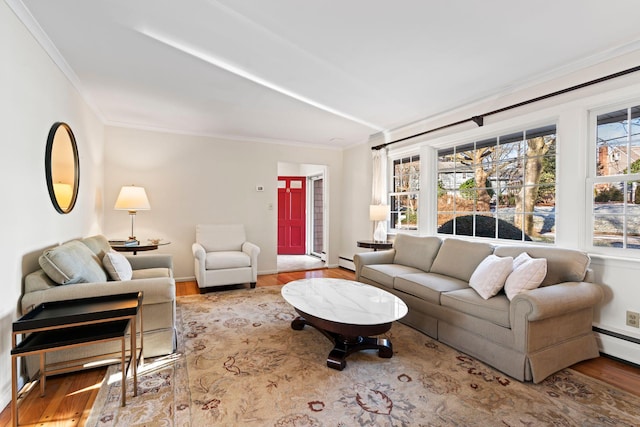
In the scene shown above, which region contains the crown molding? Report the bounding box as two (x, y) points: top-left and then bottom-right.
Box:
(5, 0), (106, 122)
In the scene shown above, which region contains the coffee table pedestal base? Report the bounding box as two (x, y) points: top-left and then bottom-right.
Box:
(291, 315), (393, 371)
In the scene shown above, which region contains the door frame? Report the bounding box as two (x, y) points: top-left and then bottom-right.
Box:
(276, 162), (329, 265)
(308, 173), (326, 261)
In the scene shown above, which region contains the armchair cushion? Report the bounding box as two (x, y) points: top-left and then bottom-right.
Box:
(205, 251), (251, 270)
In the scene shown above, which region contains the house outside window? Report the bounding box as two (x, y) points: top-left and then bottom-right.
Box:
(436, 125), (556, 243)
(389, 155), (419, 231)
(591, 104), (640, 250)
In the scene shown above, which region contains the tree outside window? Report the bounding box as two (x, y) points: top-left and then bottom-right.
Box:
(437, 125), (556, 243)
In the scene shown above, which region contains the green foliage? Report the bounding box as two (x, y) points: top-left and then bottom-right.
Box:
(437, 180), (446, 197)
(594, 186), (624, 202)
(626, 158), (640, 174)
(459, 178), (494, 200)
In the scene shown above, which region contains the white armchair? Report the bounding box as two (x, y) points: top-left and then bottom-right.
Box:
(192, 224), (260, 290)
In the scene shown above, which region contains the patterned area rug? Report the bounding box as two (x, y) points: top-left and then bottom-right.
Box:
(87, 286), (640, 426)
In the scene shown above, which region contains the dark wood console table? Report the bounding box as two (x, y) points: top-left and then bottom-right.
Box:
(357, 239), (393, 251)
(11, 292), (143, 426)
(110, 241), (170, 255)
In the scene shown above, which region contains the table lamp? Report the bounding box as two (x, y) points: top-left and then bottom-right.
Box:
(370, 204), (389, 242)
(114, 185), (150, 241)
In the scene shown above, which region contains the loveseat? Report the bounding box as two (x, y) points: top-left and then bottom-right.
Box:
(21, 235), (176, 378)
(354, 234), (603, 383)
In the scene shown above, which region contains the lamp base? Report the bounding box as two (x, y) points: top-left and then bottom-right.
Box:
(373, 221), (387, 242)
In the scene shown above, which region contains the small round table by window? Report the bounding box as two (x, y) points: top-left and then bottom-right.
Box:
(357, 240), (393, 251)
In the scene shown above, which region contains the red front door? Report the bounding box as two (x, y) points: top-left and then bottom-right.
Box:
(278, 176), (306, 255)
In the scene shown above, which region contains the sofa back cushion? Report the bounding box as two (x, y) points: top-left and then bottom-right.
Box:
(39, 240), (108, 285)
(81, 234), (112, 259)
(393, 234), (442, 272)
(196, 224), (246, 252)
(493, 246), (589, 286)
(430, 238), (494, 282)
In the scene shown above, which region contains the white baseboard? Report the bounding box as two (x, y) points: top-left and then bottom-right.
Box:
(338, 258), (355, 271)
(594, 330), (640, 365)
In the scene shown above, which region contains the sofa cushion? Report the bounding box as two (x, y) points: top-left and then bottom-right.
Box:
(504, 253), (547, 300)
(132, 267), (172, 280)
(360, 264), (423, 289)
(39, 240), (108, 285)
(205, 251), (250, 270)
(394, 272), (468, 305)
(393, 234), (442, 272)
(103, 250), (133, 281)
(469, 255), (513, 299)
(430, 238), (494, 282)
(493, 246), (589, 286)
(81, 235), (112, 259)
(441, 288), (511, 328)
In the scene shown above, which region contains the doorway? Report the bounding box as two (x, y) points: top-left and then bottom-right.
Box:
(277, 163), (328, 272)
(277, 176), (306, 255)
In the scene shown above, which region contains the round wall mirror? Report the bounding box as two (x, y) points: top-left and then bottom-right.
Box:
(45, 122), (79, 214)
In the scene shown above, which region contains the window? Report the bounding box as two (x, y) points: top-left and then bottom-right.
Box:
(592, 105), (640, 249)
(436, 125), (556, 243)
(389, 155), (419, 231)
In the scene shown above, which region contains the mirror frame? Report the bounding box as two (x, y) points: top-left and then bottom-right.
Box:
(45, 122), (80, 214)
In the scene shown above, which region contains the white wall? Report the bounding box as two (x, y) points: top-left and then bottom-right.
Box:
(339, 52), (640, 364)
(103, 126), (345, 279)
(339, 142), (373, 269)
(1, 2), (104, 409)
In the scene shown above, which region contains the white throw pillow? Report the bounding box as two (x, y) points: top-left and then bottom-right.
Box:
(469, 255), (513, 300)
(103, 250), (133, 281)
(504, 256), (547, 300)
(512, 251), (532, 270)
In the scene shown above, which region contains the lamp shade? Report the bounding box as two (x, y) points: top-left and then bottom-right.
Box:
(369, 204), (389, 221)
(114, 185), (150, 211)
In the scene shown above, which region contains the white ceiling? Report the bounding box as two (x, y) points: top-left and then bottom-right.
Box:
(11, 0), (640, 148)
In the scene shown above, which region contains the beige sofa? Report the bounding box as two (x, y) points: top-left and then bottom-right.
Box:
(21, 235), (176, 378)
(354, 234), (603, 383)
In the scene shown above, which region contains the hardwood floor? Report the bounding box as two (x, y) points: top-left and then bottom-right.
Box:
(3, 267), (639, 426)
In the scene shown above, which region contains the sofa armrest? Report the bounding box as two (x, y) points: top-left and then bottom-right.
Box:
(21, 276), (176, 315)
(353, 249), (396, 280)
(126, 253), (173, 271)
(510, 281), (604, 323)
(192, 243), (206, 262)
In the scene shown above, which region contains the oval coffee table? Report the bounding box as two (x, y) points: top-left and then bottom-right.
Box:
(281, 278), (408, 370)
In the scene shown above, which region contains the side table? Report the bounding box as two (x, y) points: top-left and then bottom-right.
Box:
(357, 240), (393, 251)
(11, 292), (143, 426)
(110, 241), (171, 255)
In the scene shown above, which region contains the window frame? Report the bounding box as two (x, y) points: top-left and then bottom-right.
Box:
(387, 151), (420, 234)
(435, 124), (557, 244)
(587, 100), (640, 254)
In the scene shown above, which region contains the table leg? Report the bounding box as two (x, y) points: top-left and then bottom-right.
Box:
(327, 336), (393, 370)
(11, 355), (17, 427)
(40, 353), (46, 396)
(131, 316), (137, 397)
(290, 316), (394, 371)
(121, 338), (126, 407)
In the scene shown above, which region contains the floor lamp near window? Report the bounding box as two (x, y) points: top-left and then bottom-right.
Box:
(114, 185), (150, 242)
(370, 205), (389, 242)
